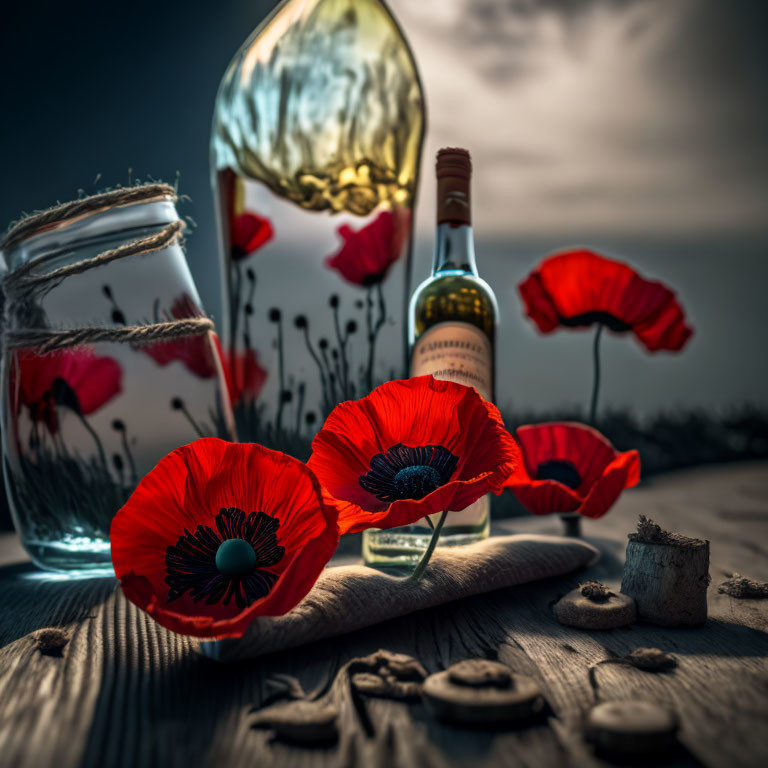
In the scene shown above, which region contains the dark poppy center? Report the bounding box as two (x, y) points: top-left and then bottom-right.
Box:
(215, 537), (257, 576)
(535, 460), (582, 489)
(393, 465), (442, 500)
(359, 444), (459, 503)
(165, 507), (284, 608)
(559, 311), (631, 333)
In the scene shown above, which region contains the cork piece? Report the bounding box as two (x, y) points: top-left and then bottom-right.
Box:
(34, 628), (70, 657)
(621, 516), (710, 627)
(251, 701), (338, 744)
(586, 700), (679, 756)
(349, 649), (427, 700)
(422, 661), (544, 726)
(553, 586), (637, 629)
(719, 573), (768, 599)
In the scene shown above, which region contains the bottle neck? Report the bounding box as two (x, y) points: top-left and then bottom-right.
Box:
(432, 222), (478, 276)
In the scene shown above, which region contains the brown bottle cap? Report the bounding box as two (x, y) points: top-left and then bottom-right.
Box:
(436, 147), (472, 179)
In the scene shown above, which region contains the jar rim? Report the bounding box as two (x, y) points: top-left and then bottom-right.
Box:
(1, 184), (177, 254)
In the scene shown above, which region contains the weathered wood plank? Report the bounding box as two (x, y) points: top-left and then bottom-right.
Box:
(0, 461), (766, 768)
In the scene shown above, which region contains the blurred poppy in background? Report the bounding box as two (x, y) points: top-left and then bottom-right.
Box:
(506, 421), (640, 518)
(518, 249), (693, 352)
(10, 347), (123, 434)
(325, 208), (410, 287)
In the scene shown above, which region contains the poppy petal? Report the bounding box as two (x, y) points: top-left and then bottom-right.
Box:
(308, 376), (521, 534)
(578, 449), (641, 519)
(111, 438), (339, 638)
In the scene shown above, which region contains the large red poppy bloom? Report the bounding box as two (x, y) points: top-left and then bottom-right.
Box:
(10, 347), (123, 434)
(217, 342), (268, 406)
(325, 208), (410, 287)
(518, 249), (693, 352)
(307, 376), (521, 534)
(143, 293), (220, 379)
(111, 438), (339, 638)
(505, 422), (640, 518)
(231, 211), (274, 261)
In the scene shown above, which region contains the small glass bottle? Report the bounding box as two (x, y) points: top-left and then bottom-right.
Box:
(362, 148), (498, 566)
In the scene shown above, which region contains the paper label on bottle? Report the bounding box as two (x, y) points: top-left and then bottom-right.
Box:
(410, 321), (492, 401)
(410, 321), (493, 531)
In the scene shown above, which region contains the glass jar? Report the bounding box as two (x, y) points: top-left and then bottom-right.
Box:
(211, 0), (425, 456)
(1, 188), (235, 572)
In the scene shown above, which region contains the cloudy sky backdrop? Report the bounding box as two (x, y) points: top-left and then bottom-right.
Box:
(2, 0), (766, 413)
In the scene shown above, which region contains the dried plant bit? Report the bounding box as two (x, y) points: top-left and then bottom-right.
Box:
(34, 628), (70, 657)
(422, 664), (544, 726)
(259, 674), (307, 708)
(719, 573), (768, 599)
(553, 587), (636, 629)
(448, 659), (513, 689)
(624, 647), (677, 671)
(251, 700), (338, 744)
(580, 581), (613, 602)
(586, 700), (679, 756)
(351, 671), (422, 700)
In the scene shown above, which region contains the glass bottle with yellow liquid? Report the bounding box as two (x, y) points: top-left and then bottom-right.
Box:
(211, 0), (425, 454)
(362, 148), (498, 566)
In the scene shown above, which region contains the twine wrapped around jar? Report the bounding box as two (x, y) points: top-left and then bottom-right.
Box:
(2, 185), (213, 354)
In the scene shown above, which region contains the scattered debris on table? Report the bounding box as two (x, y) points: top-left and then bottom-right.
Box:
(718, 573), (768, 599)
(349, 649), (427, 700)
(251, 700), (339, 745)
(33, 627), (70, 657)
(594, 647), (678, 673)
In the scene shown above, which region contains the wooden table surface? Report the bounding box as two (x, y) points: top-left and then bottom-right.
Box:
(0, 461), (766, 768)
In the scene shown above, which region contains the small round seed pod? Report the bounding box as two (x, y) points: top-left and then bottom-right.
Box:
(586, 700), (679, 756)
(422, 660), (544, 726)
(251, 701), (338, 744)
(553, 583), (637, 629)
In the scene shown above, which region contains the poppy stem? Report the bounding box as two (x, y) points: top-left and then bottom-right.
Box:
(76, 412), (109, 475)
(406, 510), (448, 581)
(560, 513), (581, 537)
(589, 323), (603, 427)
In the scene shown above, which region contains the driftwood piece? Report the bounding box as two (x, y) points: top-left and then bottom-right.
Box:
(201, 534), (599, 662)
(620, 516), (710, 626)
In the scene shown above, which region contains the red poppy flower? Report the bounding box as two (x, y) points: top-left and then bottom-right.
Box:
(217, 340), (268, 406)
(325, 208), (410, 287)
(143, 293), (220, 379)
(111, 438), (339, 638)
(518, 249), (693, 352)
(505, 422), (640, 518)
(231, 211), (274, 260)
(307, 376), (521, 534)
(10, 347), (123, 434)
